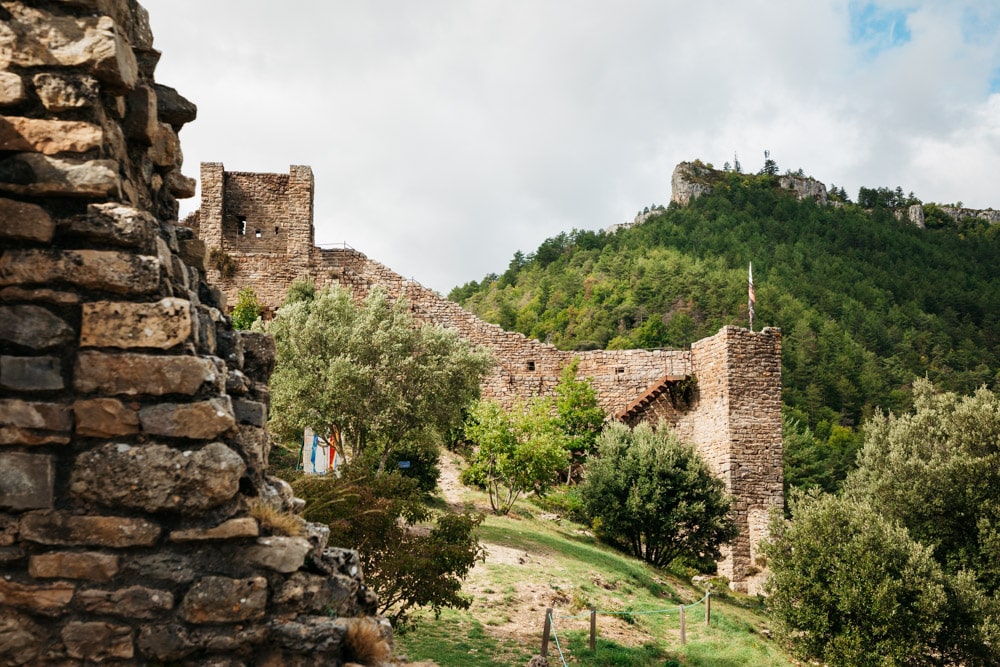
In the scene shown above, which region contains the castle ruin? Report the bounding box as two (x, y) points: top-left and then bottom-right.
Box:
(187, 162), (784, 594)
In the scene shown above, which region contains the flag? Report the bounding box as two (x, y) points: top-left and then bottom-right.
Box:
(748, 262), (756, 331)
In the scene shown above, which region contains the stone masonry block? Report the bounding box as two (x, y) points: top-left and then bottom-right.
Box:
(0, 286), (79, 305)
(81, 298), (192, 349)
(0, 579), (75, 617)
(62, 202), (158, 251)
(74, 351), (220, 396)
(153, 83), (197, 127)
(0, 452), (54, 510)
(32, 73), (99, 111)
(0, 72), (25, 105)
(232, 398), (267, 427)
(70, 442), (245, 514)
(2, 6), (138, 91)
(0, 154), (120, 198)
(62, 621), (134, 661)
(177, 237), (207, 272)
(0, 249), (160, 294)
(179, 576), (267, 624)
(29, 551), (119, 581)
(166, 170), (196, 199)
(73, 398), (140, 437)
(123, 83), (157, 144)
(168, 517), (259, 543)
(75, 585), (175, 619)
(0, 198), (54, 242)
(0, 116), (103, 155)
(244, 536), (312, 574)
(0, 399), (72, 433)
(139, 397), (235, 439)
(19, 511), (161, 548)
(0, 398), (71, 445)
(0, 305), (74, 350)
(0, 610), (47, 666)
(149, 122), (180, 168)
(0, 355), (63, 392)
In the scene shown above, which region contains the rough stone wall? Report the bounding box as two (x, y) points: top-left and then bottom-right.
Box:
(622, 327), (783, 594)
(197, 205), (690, 414)
(0, 3), (379, 665)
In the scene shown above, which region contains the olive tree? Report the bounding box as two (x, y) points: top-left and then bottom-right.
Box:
(579, 421), (737, 568)
(268, 283), (494, 474)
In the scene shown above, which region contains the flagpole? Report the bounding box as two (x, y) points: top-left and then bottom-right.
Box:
(748, 262), (755, 332)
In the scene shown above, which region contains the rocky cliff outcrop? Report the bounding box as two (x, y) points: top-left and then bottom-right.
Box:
(777, 174), (828, 205)
(670, 161), (716, 205)
(670, 160), (831, 207)
(940, 206), (1000, 225)
(0, 2), (380, 665)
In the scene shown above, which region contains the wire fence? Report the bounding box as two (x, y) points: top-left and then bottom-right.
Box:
(540, 591), (712, 667)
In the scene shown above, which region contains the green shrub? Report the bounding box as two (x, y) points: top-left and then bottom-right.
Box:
(765, 491), (963, 666)
(294, 463), (484, 625)
(231, 286), (264, 330)
(579, 421), (737, 568)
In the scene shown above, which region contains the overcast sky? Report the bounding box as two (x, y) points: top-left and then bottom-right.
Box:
(142, 1), (1000, 294)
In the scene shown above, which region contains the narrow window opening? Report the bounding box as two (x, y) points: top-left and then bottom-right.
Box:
(274, 226), (280, 235)
(255, 229), (262, 239)
(526, 361), (536, 372)
(615, 367), (625, 374)
(237, 216), (247, 236)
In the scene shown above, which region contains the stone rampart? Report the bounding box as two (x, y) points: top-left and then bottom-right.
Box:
(0, 3), (381, 664)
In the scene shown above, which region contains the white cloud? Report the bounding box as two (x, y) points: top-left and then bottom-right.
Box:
(143, 0), (1000, 292)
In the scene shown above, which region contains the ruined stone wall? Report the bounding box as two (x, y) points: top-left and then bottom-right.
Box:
(312, 247), (692, 413)
(198, 221), (691, 414)
(622, 327), (783, 594)
(0, 3), (379, 664)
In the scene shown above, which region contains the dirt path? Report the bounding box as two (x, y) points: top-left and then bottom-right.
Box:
(436, 451), (470, 510)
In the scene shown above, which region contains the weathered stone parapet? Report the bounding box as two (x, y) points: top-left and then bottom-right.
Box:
(0, 1), (381, 664)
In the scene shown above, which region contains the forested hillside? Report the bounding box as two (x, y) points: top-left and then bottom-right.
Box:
(449, 170), (1000, 490)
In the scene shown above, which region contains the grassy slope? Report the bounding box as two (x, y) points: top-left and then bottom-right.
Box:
(394, 455), (795, 667)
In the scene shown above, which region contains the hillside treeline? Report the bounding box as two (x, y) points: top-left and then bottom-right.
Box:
(450, 172), (1000, 490)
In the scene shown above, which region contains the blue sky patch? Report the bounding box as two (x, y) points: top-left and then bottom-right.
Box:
(849, 2), (913, 57)
(990, 68), (1000, 95)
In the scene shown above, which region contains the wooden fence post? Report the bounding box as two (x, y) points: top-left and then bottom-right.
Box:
(679, 605), (686, 645)
(589, 609), (597, 651)
(705, 590), (711, 626)
(541, 607), (552, 656)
